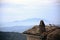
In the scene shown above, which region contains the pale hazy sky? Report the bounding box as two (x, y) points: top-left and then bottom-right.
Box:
(0, 0), (60, 24)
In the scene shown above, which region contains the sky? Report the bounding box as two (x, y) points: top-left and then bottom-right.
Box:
(0, 0), (60, 25)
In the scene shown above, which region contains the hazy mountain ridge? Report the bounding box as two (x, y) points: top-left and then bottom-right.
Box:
(0, 26), (33, 33)
(0, 18), (48, 33)
(1, 18), (48, 27)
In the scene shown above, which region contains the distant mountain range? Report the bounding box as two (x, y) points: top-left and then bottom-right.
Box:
(1, 18), (48, 27)
(0, 18), (49, 33)
(0, 26), (33, 33)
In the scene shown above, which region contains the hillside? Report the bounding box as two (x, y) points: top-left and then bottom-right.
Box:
(23, 24), (60, 40)
(23, 25), (58, 35)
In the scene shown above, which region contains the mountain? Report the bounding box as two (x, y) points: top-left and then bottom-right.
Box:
(1, 18), (48, 27)
(0, 18), (48, 33)
(0, 26), (33, 33)
(23, 25), (60, 40)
